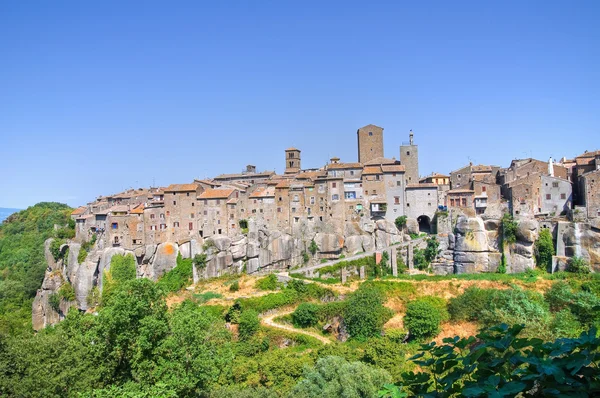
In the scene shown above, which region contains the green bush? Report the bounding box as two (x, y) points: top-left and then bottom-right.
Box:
(157, 254), (193, 293)
(58, 282), (76, 302)
(550, 309), (584, 338)
(309, 239), (319, 255)
(229, 280), (240, 292)
(404, 299), (444, 339)
(77, 247), (88, 264)
(343, 285), (393, 340)
(110, 254), (137, 283)
(239, 310), (260, 341)
(415, 295), (449, 322)
(292, 303), (319, 328)
(48, 293), (61, 312)
(256, 274), (279, 291)
(501, 213), (518, 244)
(448, 287), (495, 321)
(567, 256), (591, 274)
(545, 282), (574, 312)
(50, 238), (66, 261)
(394, 216), (407, 231)
(535, 228), (554, 269)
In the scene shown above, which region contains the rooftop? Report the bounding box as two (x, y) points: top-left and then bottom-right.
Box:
(198, 189), (235, 199)
(164, 183), (199, 192)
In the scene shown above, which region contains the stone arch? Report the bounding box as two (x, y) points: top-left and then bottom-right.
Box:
(417, 215), (431, 234)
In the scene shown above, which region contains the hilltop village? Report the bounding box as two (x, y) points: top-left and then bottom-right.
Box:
(71, 124), (599, 250)
(33, 125), (600, 329)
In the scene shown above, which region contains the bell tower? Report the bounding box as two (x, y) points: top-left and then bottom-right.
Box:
(400, 130), (419, 184)
(285, 147), (301, 174)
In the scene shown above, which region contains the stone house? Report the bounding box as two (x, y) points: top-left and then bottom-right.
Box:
(506, 173), (572, 217)
(164, 183), (204, 243)
(580, 169), (600, 219)
(197, 188), (238, 238)
(450, 163), (500, 190)
(446, 189), (475, 210)
(382, 165), (406, 223)
(357, 124), (384, 164)
(405, 183), (438, 232)
(214, 165), (275, 185)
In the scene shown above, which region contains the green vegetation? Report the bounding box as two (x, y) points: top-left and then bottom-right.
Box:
(308, 239), (319, 256)
(239, 310), (260, 341)
(404, 297), (448, 340)
(77, 247), (88, 264)
(0, 202), (73, 334)
(157, 253), (194, 293)
(256, 274), (280, 290)
(567, 256), (591, 274)
(343, 285), (393, 340)
(394, 215), (407, 231)
(501, 212), (518, 244)
(413, 237), (439, 270)
(229, 280), (240, 292)
(292, 303), (319, 328)
(535, 228), (554, 269)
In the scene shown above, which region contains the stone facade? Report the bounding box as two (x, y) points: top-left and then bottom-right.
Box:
(357, 124), (384, 164)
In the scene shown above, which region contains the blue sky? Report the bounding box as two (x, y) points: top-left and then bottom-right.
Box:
(0, 0), (598, 209)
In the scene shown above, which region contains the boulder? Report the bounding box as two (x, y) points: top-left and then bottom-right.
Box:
(143, 244), (157, 264)
(150, 242), (178, 280)
(231, 237), (247, 260)
(209, 235), (231, 252)
(406, 218), (419, 235)
(314, 233), (344, 253)
(179, 241), (192, 259)
(376, 219), (400, 235)
(247, 258), (260, 274)
(454, 217), (488, 252)
(345, 235), (365, 254)
(247, 240), (260, 258)
(516, 220), (538, 244)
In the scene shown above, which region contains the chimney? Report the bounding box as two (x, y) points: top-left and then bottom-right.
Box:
(548, 157), (554, 177)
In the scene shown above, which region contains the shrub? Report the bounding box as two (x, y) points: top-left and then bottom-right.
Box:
(292, 303), (319, 328)
(302, 251), (309, 264)
(535, 228), (554, 269)
(423, 237), (440, 263)
(239, 310), (260, 341)
(569, 291), (600, 327)
(501, 213), (518, 244)
(58, 282), (76, 302)
(550, 309), (584, 338)
(404, 299), (444, 339)
(416, 295), (449, 322)
(545, 282), (574, 312)
(193, 253), (207, 270)
(449, 287), (494, 322)
(256, 274), (279, 291)
(110, 254), (137, 282)
(394, 216), (407, 231)
(77, 247), (88, 264)
(48, 293), (61, 312)
(567, 256), (591, 274)
(157, 254), (193, 293)
(86, 286), (101, 307)
(309, 240), (319, 255)
(229, 280), (240, 292)
(343, 285), (393, 340)
(50, 238), (66, 261)
(193, 291), (223, 305)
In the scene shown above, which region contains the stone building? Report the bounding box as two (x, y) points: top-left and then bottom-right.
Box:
(382, 165), (406, 223)
(405, 183), (438, 232)
(400, 130), (419, 184)
(506, 173), (572, 218)
(285, 148), (301, 174)
(357, 124), (384, 164)
(579, 169), (600, 219)
(198, 188), (238, 238)
(446, 189), (475, 210)
(164, 183), (204, 243)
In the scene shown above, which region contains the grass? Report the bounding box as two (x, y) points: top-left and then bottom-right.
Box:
(192, 291), (224, 304)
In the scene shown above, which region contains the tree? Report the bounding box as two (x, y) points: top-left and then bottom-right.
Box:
(238, 310), (260, 341)
(404, 299), (444, 340)
(535, 228), (554, 269)
(343, 285), (392, 340)
(308, 240), (319, 256)
(501, 213), (518, 244)
(291, 356), (391, 398)
(292, 303), (319, 328)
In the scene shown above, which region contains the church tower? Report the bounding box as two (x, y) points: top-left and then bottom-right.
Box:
(400, 130), (419, 184)
(285, 147), (301, 174)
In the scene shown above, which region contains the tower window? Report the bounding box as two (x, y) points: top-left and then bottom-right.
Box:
(369, 132), (373, 136)
(407, 151), (410, 155)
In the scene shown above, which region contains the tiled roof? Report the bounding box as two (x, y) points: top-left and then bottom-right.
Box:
(164, 183), (199, 192)
(129, 204), (145, 214)
(406, 183), (437, 189)
(108, 205), (130, 214)
(198, 189), (235, 199)
(296, 171), (326, 179)
(71, 206), (87, 216)
(471, 165), (493, 172)
(447, 189), (475, 194)
(285, 147), (300, 151)
(362, 166), (383, 175)
(214, 171), (275, 180)
(576, 150), (600, 159)
(327, 162), (362, 170)
(364, 157), (397, 166)
(382, 165), (406, 173)
(227, 198), (239, 204)
(370, 197), (387, 204)
(275, 180), (291, 188)
(250, 187), (275, 198)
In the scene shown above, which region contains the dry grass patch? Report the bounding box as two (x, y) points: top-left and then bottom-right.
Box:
(433, 321), (479, 345)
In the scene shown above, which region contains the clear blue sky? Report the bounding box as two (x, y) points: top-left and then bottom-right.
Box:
(1, 0), (598, 209)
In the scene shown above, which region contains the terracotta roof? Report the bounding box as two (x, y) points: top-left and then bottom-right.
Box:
(406, 183), (437, 189)
(275, 180), (291, 189)
(71, 206), (87, 216)
(370, 197), (387, 204)
(429, 172), (449, 178)
(214, 171), (275, 180)
(362, 166), (383, 175)
(472, 165), (493, 172)
(296, 171), (326, 180)
(576, 150), (600, 159)
(108, 205), (129, 214)
(250, 187), (275, 198)
(198, 189), (235, 199)
(164, 183), (199, 192)
(382, 165), (406, 173)
(129, 204), (145, 214)
(285, 147), (300, 151)
(77, 214), (94, 220)
(358, 124), (383, 130)
(364, 157), (397, 166)
(327, 162), (362, 170)
(227, 198), (238, 204)
(447, 189), (475, 194)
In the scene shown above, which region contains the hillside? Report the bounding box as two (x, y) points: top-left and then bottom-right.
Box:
(0, 203), (72, 334)
(0, 208), (21, 224)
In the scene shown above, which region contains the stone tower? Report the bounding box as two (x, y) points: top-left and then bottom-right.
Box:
(357, 124), (384, 164)
(285, 147), (301, 174)
(400, 130), (419, 184)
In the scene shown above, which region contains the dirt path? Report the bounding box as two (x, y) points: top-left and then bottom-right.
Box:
(261, 309), (332, 345)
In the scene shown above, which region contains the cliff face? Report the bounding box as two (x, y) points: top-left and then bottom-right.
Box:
(33, 218), (404, 330)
